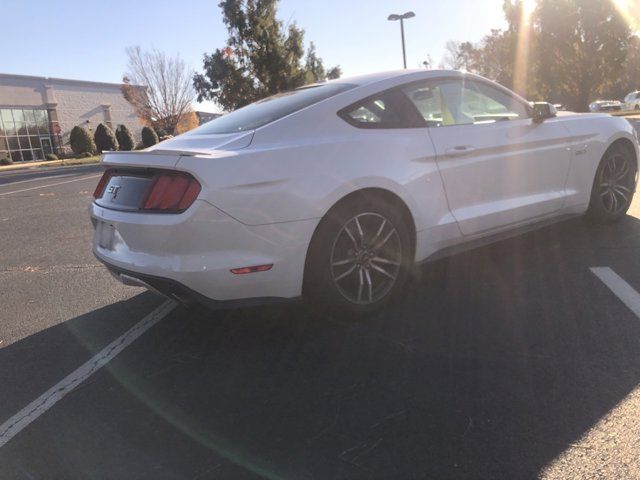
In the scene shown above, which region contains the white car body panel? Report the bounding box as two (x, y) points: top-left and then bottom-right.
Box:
(90, 69), (639, 304)
(428, 116), (574, 235)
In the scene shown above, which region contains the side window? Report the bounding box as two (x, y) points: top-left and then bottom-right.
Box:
(403, 79), (529, 127)
(402, 83), (445, 127)
(403, 80), (478, 127)
(339, 90), (425, 129)
(468, 81), (530, 122)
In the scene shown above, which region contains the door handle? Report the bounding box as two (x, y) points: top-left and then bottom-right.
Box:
(445, 146), (476, 158)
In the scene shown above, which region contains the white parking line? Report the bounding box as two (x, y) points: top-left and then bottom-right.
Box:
(590, 267), (640, 318)
(0, 174), (102, 196)
(0, 173), (78, 188)
(0, 300), (177, 449)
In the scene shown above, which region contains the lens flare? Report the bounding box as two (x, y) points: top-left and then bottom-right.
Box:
(611, 0), (640, 32)
(522, 0), (536, 16)
(513, 0), (537, 96)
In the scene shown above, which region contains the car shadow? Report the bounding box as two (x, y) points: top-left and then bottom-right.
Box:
(2, 216), (640, 479)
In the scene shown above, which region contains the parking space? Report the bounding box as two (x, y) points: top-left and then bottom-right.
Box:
(2, 165), (640, 478)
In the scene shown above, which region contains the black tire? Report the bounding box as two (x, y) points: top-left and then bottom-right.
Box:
(587, 144), (637, 223)
(304, 195), (413, 317)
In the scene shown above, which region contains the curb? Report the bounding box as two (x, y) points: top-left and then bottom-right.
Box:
(0, 160), (65, 172)
(0, 158), (101, 173)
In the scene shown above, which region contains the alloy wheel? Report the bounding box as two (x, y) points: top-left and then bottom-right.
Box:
(599, 153), (635, 214)
(330, 213), (402, 305)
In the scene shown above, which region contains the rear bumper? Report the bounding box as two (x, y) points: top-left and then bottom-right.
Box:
(97, 258), (300, 309)
(90, 199), (318, 302)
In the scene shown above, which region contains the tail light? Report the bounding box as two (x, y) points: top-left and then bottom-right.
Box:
(142, 173), (201, 211)
(93, 169), (201, 213)
(93, 170), (113, 199)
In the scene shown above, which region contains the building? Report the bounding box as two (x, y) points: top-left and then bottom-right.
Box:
(0, 73), (141, 162)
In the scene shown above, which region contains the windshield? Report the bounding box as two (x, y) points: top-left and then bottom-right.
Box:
(189, 83), (356, 135)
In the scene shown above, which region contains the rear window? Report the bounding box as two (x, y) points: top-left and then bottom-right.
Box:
(189, 83), (356, 135)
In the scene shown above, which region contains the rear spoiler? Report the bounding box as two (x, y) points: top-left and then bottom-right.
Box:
(100, 150), (207, 170)
(100, 149), (211, 157)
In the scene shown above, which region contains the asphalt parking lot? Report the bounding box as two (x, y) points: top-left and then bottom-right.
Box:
(2, 153), (640, 479)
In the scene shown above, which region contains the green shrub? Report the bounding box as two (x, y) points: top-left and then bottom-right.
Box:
(155, 128), (168, 139)
(141, 126), (159, 148)
(69, 126), (96, 155)
(115, 124), (135, 151)
(45, 153), (58, 161)
(0, 157), (13, 166)
(94, 123), (119, 152)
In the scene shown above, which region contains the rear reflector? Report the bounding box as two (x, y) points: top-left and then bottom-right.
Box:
(142, 173), (201, 212)
(230, 264), (274, 275)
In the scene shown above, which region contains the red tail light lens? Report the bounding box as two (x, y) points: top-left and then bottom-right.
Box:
(141, 173), (201, 212)
(93, 170), (113, 199)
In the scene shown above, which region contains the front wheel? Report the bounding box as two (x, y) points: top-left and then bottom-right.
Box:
(587, 145), (637, 223)
(304, 196), (413, 317)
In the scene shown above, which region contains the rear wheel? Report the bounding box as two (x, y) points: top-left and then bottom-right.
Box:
(587, 145), (637, 223)
(304, 196), (413, 317)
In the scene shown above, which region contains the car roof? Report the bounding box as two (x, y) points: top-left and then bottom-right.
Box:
(327, 69), (465, 87)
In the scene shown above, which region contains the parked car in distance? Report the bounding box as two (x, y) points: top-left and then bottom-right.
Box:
(624, 91), (640, 111)
(90, 69), (639, 316)
(589, 100), (623, 113)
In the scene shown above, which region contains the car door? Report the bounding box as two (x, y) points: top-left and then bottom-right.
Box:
(403, 78), (574, 236)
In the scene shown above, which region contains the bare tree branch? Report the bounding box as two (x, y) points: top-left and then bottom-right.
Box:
(122, 46), (196, 135)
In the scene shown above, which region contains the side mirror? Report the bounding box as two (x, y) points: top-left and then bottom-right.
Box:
(532, 102), (557, 123)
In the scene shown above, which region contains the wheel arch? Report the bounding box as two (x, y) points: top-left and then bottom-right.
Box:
(601, 137), (639, 187)
(302, 187), (417, 295)
(608, 137), (638, 166)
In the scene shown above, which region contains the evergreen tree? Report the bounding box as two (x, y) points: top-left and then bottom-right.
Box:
(193, 0), (341, 111)
(69, 126), (96, 155)
(94, 123), (119, 152)
(141, 126), (159, 147)
(115, 124), (135, 151)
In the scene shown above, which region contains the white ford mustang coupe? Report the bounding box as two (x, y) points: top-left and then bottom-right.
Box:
(91, 70), (639, 315)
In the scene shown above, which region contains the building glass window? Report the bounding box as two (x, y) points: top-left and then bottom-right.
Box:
(0, 108), (53, 161)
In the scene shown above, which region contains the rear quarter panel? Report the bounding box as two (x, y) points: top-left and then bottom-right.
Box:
(176, 101), (456, 241)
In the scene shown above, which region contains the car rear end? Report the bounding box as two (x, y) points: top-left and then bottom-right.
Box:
(90, 150), (314, 307)
(90, 79), (374, 307)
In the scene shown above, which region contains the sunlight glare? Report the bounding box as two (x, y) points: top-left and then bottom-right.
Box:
(611, 0), (640, 33)
(522, 0), (536, 17)
(513, 0), (537, 96)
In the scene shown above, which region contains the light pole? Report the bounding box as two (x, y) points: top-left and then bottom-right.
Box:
(388, 11), (415, 69)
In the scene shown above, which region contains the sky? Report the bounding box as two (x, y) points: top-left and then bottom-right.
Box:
(1, 0), (506, 112)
